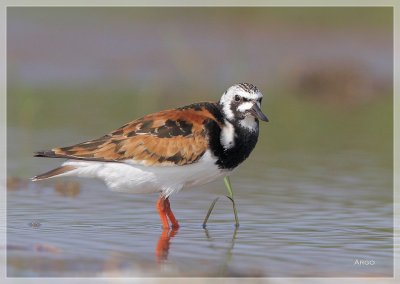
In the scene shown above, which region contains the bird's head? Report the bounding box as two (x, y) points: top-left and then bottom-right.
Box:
(219, 83), (269, 130)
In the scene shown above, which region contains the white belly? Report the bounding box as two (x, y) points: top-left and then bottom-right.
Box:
(61, 150), (226, 197)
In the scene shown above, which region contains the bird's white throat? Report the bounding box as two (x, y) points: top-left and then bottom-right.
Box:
(239, 115), (258, 131)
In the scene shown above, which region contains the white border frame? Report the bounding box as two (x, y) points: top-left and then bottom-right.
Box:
(1, 1), (398, 284)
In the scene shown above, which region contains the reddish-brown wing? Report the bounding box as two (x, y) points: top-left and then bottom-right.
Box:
(38, 103), (222, 166)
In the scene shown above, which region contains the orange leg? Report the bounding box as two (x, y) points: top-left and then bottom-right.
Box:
(156, 196), (180, 229)
(164, 198), (180, 228)
(156, 197), (170, 229)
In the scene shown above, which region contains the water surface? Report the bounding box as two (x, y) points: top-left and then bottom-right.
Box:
(7, 132), (393, 276)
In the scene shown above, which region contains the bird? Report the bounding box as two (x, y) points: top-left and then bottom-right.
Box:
(32, 83), (269, 229)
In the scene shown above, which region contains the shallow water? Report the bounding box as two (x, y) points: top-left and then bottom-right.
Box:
(7, 134), (393, 276)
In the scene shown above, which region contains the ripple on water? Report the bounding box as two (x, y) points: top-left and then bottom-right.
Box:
(7, 150), (393, 277)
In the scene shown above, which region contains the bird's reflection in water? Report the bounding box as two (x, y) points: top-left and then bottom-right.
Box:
(155, 227), (179, 263)
(154, 225), (238, 275)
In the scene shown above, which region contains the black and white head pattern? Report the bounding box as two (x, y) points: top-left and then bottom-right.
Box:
(219, 83), (265, 131)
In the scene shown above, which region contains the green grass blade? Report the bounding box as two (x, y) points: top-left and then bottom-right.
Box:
(224, 176), (239, 227)
(224, 176), (234, 199)
(202, 197), (219, 228)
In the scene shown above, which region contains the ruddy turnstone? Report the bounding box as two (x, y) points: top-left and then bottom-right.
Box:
(33, 83), (268, 229)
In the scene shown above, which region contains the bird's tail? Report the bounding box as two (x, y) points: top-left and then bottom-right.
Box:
(32, 165), (76, 181)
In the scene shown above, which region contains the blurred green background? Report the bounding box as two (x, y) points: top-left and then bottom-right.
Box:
(7, 7), (393, 174)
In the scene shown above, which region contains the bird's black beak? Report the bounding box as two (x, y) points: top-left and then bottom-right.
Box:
(250, 104), (269, 122)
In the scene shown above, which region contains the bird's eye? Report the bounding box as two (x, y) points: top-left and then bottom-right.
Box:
(235, 95), (241, 102)
(258, 98), (262, 104)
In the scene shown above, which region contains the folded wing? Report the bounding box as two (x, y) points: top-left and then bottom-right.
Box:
(35, 103), (222, 167)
